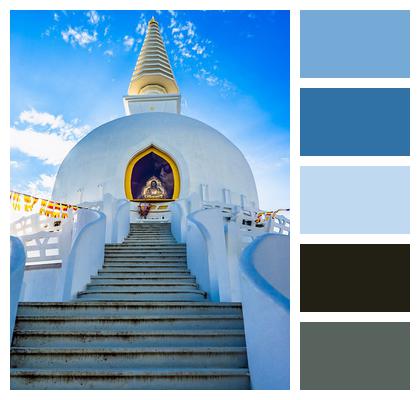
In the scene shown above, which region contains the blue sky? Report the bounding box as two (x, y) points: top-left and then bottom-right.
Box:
(10, 10), (290, 211)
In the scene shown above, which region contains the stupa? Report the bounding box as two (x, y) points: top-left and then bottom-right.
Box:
(52, 17), (259, 215)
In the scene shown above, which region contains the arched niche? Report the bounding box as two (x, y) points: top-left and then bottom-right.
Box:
(124, 146), (180, 201)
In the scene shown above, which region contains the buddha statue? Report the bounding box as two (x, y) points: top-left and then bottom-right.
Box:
(141, 176), (166, 199)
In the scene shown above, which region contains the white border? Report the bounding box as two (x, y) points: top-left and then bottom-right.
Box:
(1, 1), (419, 399)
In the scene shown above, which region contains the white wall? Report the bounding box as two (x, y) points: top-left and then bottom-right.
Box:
(52, 113), (259, 209)
(240, 234), (290, 389)
(10, 236), (26, 342)
(186, 208), (231, 301)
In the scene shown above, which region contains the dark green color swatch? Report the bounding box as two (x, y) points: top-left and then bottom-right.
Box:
(300, 244), (410, 312)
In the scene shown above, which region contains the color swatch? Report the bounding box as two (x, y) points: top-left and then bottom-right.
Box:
(299, 7), (411, 393)
(300, 88), (410, 156)
(300, 166), (410, 234)
(300, 244), (410, 312)
(300, 10), (410, 78)
(300, 322), (410, 389)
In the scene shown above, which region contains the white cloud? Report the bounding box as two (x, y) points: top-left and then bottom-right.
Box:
(136, 13), (147, 36)
(61, 26), (98, 48)
(123, 35), (135, 51)
(53, 13), (60, 22)
(193, 68), (234, 94)
(86, 10), (100, 25)
(163, 14), (228, 92)
(19, 108), (65, 130)
(104, 49), (114, 57)
(11, 160), (20, 169)
(10, 127), (77, 166)
(25, 173), (57, 200)
(17, 108), (90, 141)
(11, 108), (90, 165)
(192, 43), (205, 55)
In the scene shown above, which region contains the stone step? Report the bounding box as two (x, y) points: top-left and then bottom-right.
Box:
(11, 346), (247, 369)
(98, 269), (191, 275)
(127, 233), (173, 236)
(125, 238), (175, 241)
(15, 315), (243, 331)
(130, 224), (171, 227)
(90, 277), (196, 284)
(76, 290), (206, 301)
(102, 263), (188, 268)
(85, 282), (199, 290)
(105, 244), (186, 248)
(16, 302), (243, 317)
(127, 235), (173, 238)
(104, 254), (187, 258)
(12, 329), (246, 348)
(126, 234), (174, 237)
(105, 249), (186, 254)
(123, 238), (176, 241)
(105, 247), (186, 252)
(104, 260), (187, 265)
(105, 254), (187, 258)
(107, 252), (185, 256)
(104, 259), (187, 264)
(130, 225), (171, 227)
(121, 242), (178, 245)
(106, 247), (185, 251)
(101, 267), (190, 273)
(105, 255), (187, 260)
(10, 368), (250, 389)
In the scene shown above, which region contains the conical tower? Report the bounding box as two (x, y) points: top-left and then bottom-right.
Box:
(124, 17), (181, 115)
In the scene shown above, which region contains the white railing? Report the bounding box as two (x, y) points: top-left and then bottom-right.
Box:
(186, 209), (231, 301)
(240, 233), (290, 389)
(170, 199), (189, 243)
(10, 210), (75, 237)
(13, 195), (127, 302)
(18, 208), (105, 302)
(62, 208), (106, 300)
(172, 193), (290, 303)
(114, 199), (130, 243)
(10, 236), (26, 343)
(19, 222), (73, 268)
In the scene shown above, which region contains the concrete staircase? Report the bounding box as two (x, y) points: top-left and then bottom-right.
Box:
(11, 223), (250, 389)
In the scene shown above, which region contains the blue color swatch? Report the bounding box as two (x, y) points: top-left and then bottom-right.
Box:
(300, 167), (410, 234)
(300, 10), (410, 78)
(300, 88), (410, 156)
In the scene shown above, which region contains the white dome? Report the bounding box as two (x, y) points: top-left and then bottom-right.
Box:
(52, 112), (259, 208)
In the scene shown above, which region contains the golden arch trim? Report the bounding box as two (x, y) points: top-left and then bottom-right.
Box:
(124, 146), (180, 201)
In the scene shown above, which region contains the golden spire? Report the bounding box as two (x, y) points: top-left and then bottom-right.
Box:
(128, 17), (179, 95)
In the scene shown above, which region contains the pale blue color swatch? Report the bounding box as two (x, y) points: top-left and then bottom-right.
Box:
(301, 10), (410, 77)
(301, 167), (410, 234)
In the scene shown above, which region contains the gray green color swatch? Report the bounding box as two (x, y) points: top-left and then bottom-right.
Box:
(301, 323), (410, 389)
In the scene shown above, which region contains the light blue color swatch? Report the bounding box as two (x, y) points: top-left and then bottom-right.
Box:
(301, 10), (410, 77)
(301, 167), (410, 234)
